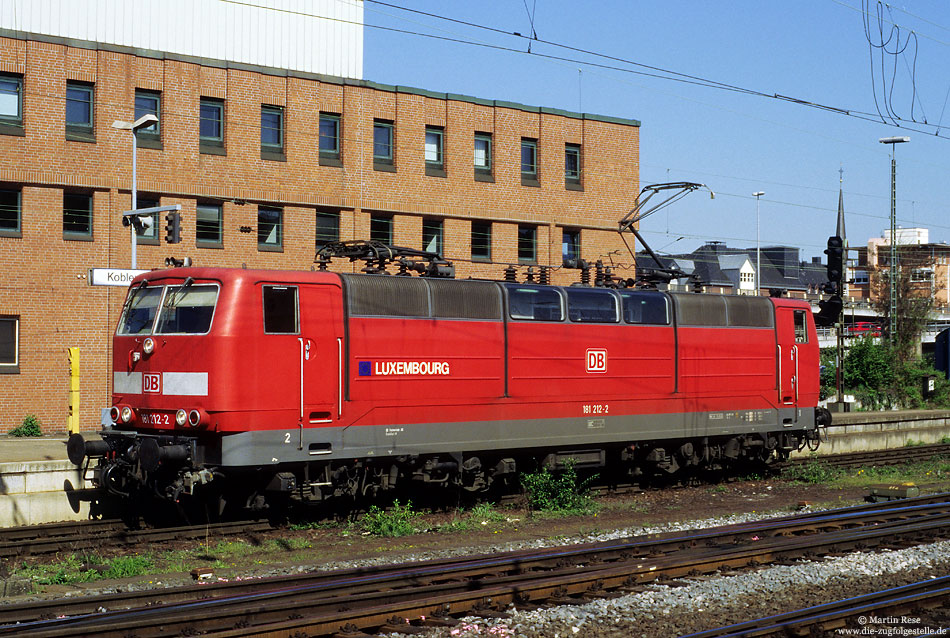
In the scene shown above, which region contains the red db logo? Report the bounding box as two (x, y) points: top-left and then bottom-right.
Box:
(143, 373), (162, 394)
(586, 349), (607, 373)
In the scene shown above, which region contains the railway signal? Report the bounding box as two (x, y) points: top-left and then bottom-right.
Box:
(825, 235), (844, 289)
(164, 211), (181, 244)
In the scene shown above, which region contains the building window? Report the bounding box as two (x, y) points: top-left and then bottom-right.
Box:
(135, 196), (160, 245)
(134, 90), (161, 143)
(199, 98), (224, 153)
(258, 205), (283, 251)
(425, 126), (445, 177)
(0, 315), (18, 373)
(518, 224), (537, 263)
(261, 105), (284, 158)
(319, 112), (341, 165)
(565, 143), (582, 189)
(471, 221), (491, 261)
(65, 82), (94, 140)
(474, 132), (492, 181)
(0, 74), (23, 131)
(370, 214), (393, 245)
(63, 192), (93, 239)
(373, 120), (394, 170)
(521, 138), (538, 186)
(422, 218), (443, 256)
(562, 228), (581, 267)
(0, 188), (21, 237)
(315, 210), (340, 247)
(196, 203), (223, 246)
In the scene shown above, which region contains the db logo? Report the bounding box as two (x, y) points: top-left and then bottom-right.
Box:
(143, 373), (162, 394)
(586, 349), (607, 373)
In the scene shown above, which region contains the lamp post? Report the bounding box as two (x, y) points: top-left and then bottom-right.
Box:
(878, 136), (910, 343)
(112, 114), (158, 269)
(752, 191), (765, 295)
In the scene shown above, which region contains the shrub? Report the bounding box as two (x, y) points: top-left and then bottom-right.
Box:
(9, 414), (42, 437)
(358, 500), (420, 537)
(520, 461), (597, 514)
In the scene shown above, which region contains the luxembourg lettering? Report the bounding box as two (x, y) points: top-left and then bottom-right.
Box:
(359, 360), (450, 376)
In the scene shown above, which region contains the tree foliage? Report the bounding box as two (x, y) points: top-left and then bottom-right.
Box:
(869, 246), (935, 363)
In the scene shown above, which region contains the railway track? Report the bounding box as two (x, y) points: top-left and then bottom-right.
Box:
(3, 493), (950, 638)
(685, 576), (950, 637)
(785, 442), (950, 469)
(0, 519), (273, 560)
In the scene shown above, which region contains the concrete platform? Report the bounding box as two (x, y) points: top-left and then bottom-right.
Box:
(3, 410), (950, 527)
(0, 436), (93, 527)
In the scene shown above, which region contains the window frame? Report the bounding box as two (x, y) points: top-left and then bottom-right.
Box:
(0, 315), (19, 373)
(619, 290), (671, 325)
(134, 196), (160, 246)
(262, 285), (300, 334)
(65, 81), (95, 142)
(195, 202), (223, 248)
(422, 218), (443, 256)
(315, 210), (340, 248)
(562, 228), (581, 268)
(134, 89), (161, 147)
(0, 187), (22, 238)
(260, 104), (285, 160)
(518, 224), (537, 264)
(471, 220), (492, 262)
(63, 191), (93, 241)
(521, 137), (539, 186)
(565, 143), (582, 190)
(199, 97), (225, 154)
(319, 112), (341, 166)
(0, 73), (23, 134)
(257, 205), (283, 252)
(566, 288), (620, 324)
(425, 126), (445, 177)
(373, 119), (394, 170)
(474, 132), (493, 181)
(370, 213), (393, 245)
(505, 284), (564, 322)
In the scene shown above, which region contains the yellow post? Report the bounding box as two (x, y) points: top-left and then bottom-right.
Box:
(67, 347), (80, 434)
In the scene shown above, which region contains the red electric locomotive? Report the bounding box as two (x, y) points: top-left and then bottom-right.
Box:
(69, 263), (828, 511)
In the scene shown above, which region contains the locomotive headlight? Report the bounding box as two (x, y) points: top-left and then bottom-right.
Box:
(109, 406), (120, 424)
(188, 409), (202, 427)
(142, 337), (155, 355)
(175, 409), (188, 427)
(120, 406), (134, 423)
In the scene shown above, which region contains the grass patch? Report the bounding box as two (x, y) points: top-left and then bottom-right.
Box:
(520, 461), (598, 515)
(438, 502), (512, 533)
(358, 500), (421, 537)
(15, 553), (154, 585)
(783, 455), (950, 488)
(781, 457), (843, 484)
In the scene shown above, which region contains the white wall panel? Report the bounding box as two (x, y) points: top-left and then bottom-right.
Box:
(0, 0), (363, 78)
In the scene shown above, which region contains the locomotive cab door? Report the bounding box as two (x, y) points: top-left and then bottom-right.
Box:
(775, 307), (808, 423)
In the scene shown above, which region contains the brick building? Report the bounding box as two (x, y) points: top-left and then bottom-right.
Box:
(0, 1), (641, 432)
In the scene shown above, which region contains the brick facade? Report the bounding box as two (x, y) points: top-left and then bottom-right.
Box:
(0, 33), (640, 433)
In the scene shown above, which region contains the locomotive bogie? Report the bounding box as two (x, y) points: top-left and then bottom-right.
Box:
(73, 267), (826, 512)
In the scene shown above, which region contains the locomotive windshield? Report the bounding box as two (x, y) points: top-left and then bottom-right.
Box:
(117, 283), (219, 335)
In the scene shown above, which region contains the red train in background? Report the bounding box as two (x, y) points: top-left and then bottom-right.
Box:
(69, 261), (829, 513)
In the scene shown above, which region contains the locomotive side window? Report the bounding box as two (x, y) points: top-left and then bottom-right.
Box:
(118, 286), (163, 335)
(619, 291), (669, 325)
(155, 285), (218, 334)
(263, 285), (299, 334)
(566, 288), (618, 323)
(505, 285), (563, 321)
(794, 309), (808, 343)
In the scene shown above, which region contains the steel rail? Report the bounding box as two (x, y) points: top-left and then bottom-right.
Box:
(5, 500), (950, 638)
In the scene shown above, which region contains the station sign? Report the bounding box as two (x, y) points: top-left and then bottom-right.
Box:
(88, 268), (148, 287)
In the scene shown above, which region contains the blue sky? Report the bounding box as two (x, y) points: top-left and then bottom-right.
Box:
(362, 1), (950, 261)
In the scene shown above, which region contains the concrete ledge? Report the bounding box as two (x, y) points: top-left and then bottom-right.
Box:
(0, 489), (93, 527)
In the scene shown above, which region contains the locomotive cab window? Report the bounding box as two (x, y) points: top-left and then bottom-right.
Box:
(155, 284), (218, 334)
(118, 285), (163, 335)
(505, 284), (563, 321)
(263, 285), (299, 334)
(619, 291), (670, 325)
(794, 309), (808, 343)
(566, 288), (618, 323)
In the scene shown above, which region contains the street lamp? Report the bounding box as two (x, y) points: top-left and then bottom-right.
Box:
(752, 191), (765, 296)
(112, 114), (158, 269)
(878, 135), (910, 343)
